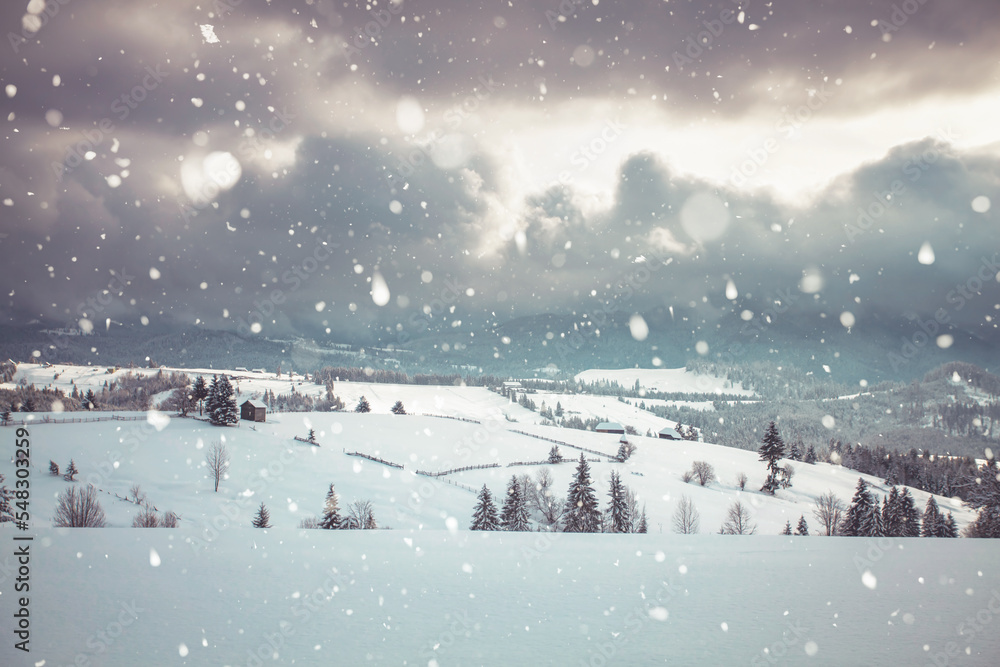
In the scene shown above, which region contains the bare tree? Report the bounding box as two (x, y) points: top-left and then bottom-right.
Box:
(346, 499), (376, 529)
(720, 500), (757, 535)
(129, 483), (147, 506)
(672, 495), (700, 534)
(299, 516), (320, 529)
(530, 468), (564, 529)
(161, 511), (179, 528)
(780, 463), (795, 489)
(690, 461), (716, 486)
(625, 487), (642, 533)
(736, 472), (748, 491)
(53, 485), (108, 527)
(205, 441), (230, 492)
(681, 470), (694, 483)
(813, 491), (846, 536)
(132, 505), (160, 527)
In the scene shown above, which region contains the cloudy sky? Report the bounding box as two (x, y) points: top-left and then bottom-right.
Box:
(1, 0), (998, 347)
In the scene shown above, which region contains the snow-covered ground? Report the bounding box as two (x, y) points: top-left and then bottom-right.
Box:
(0, 363), (994, 665)
(9, 530), (999, 666)
(574, 367), (755, 396)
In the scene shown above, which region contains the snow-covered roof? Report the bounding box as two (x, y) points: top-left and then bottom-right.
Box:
(596, 422), (624, 432)
(242, 399), (266, 409)
(658, 427), (683, 439)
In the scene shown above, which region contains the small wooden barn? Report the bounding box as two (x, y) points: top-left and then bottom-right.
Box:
(595, 421), (625, 434)
(240, 399), (267, 422)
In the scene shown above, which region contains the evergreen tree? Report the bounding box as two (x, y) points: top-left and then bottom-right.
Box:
(804, 444), (817, 464)
(252, 502), (272, 528)
(319, 484), (342, 529)
(205, 375), (220, 417)
(49, 460), (60, 476)
(869, 497), (885, 537)
(882, 487), (903, 537)
(555, 402), (564, 418)
(637, 505), (648, 533)
(842, 478), (876, 536)
(355, 396), (371, 413)
(608, 471), (631, 533)
(942, 512), (958, 538)
(789, 440), (802, 461)
(547, 445), (563, 464)
(898, 488), (922, 537)
(64, 459), (79, 482)
(616, 441), (631, 462)
(500, 475), (530, 531)
(209, 375), (238, 426)
(192, 375), (209, 416)
(758, 421), (786, 494)
(83, 389), (97, 409)
(471, 484), (499, 531)
(921, 496), (943, 537)
(795, 515), (809, 536)
(781, 520), (793, 535)
(391, 400), (406, 415)
(562, 454), (601, 533)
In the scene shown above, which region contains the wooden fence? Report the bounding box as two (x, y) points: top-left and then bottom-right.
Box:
(345, 451), (404, 469)
(414, 462), (499, 477)
(507, 429), (614, 459)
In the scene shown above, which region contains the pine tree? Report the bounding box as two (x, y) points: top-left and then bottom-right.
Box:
(192, 375), (208, 416)
(355, 396), (371, 413)
(869, 497), (885, 537)
(758, 421), (786, 494)
(252, 502), (272, 528)
(781, 520), (793, 535)
(563, 454), (600, 533)
(804, 444), (817, 464)
(49, 460), (60, 476)
(555, 402), (564, 418)
(471, 484), (499, 531)
(391, 400), (406, 415)
(788, 439), (802, 461)
(921, 496), (943, 537)
(319, 484), (342, 529)
(209, 375), (238, 426)
(637, 505), (648, 533)
(548, 445), (563, 463)
(608, 471), (631, 533)
(898, 488), (922, 537)
(883, 487), (902, 537)
(842, 478), (876, 536)
(795, 515), (809, 536)
(942, 512), (958, 538)
(84, 389), (97, 409)
(616, 441), (631, 462)
(64, 459), (79, 482)
(205, 375), (220, 417)
(500, 475), (530, 531)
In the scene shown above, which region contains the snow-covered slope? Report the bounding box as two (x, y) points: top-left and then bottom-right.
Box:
(0, 363), (993, 666)
(575, 367), (755, 396)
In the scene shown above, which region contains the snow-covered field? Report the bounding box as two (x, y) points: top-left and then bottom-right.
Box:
(10, 530), (999, 666)
(575, 367), (755, 396)
(0, 363), (995, 665)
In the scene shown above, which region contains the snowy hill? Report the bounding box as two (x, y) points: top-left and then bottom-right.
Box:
(0, 363), (994, 665)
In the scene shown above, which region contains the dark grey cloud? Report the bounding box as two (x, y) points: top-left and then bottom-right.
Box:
(0, 0), (998, 352)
